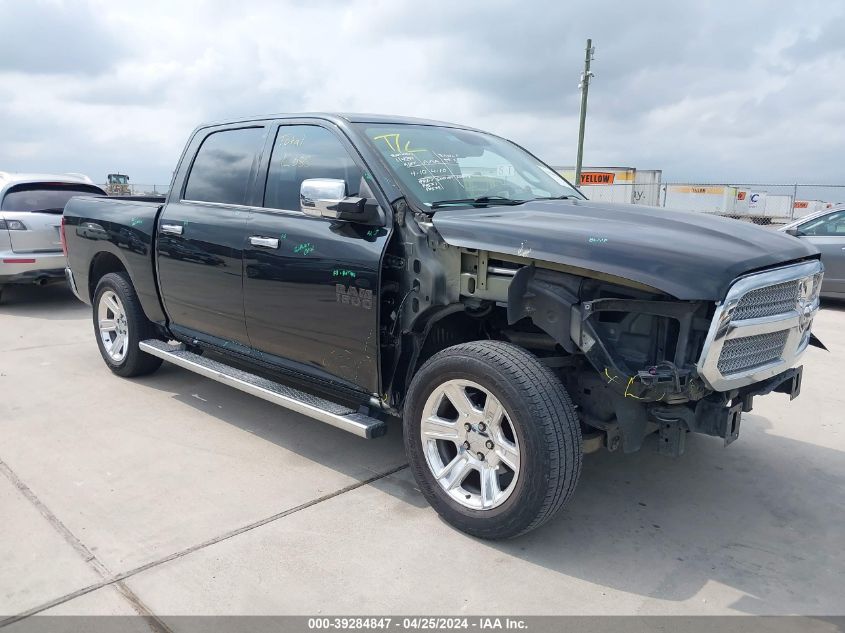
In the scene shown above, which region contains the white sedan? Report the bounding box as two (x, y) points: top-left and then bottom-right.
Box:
(0, 172), (106, 303)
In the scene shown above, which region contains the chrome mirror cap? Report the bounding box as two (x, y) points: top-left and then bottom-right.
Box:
(300, 178), (346, 218)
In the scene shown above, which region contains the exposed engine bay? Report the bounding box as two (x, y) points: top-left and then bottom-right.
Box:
(380, 205), (809, 456)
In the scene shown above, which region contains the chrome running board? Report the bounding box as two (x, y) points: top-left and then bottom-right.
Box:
(139, 339), (386, 439)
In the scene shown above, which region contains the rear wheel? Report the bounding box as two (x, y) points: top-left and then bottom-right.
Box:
(93, 272), (162, 377)
(404, 340), (582, 539)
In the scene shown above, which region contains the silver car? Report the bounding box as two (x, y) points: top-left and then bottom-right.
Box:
(781, 204), (845, 299)
(0, 172), (106, 302)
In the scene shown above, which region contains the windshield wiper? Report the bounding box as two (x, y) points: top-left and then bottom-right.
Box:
(30, 207), (66, 214)
(430, 195), (525, 209)
(531, 195), (577, 201)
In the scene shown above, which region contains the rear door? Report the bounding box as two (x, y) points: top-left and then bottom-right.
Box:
(1, 183), (104, 253)
(799, 209), (845, 295)
(242, 121), (389, 393)
(156, 124), (268, 348)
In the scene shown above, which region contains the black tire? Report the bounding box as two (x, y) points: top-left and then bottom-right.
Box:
(92, 272), (162, 377)
(404, 340), (582, 539)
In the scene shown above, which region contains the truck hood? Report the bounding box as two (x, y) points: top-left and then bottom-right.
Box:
(431, 199), (820, 300)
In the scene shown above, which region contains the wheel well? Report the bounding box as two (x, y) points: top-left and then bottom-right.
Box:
(89, 252), (127, 299)
(391, 304), (545, 408)
(415, 310), (486, 370)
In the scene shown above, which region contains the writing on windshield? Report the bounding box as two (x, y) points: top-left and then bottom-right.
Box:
(364, 124), (578, 207)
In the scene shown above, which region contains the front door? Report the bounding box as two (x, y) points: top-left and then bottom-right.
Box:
(157, 125), (268, 347)
(242, 123), (389, 393)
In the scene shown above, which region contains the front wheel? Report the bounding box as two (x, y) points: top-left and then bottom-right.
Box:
(93, 272), (162, 377)
(404, 340), (582, 539)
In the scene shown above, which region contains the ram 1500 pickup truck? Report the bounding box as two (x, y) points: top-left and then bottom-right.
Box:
(64, 113), (824, 538)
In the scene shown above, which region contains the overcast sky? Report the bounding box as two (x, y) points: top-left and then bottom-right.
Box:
(1, 0), (843, 187)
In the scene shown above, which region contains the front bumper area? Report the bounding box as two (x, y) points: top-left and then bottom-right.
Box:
(697, 260), (823, 391)
(651, 365), (803, 455)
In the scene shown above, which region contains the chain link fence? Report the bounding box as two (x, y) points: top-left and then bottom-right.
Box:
(575, 180), (845, 225)
(97, 183), (170, 197)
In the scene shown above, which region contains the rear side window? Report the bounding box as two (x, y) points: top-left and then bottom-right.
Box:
(263, 125), (363, 211)
(184, 127), (265, 205)
(1, 183), (105, 212)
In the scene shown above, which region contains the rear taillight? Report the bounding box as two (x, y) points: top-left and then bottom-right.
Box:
(60, 216), (68, 257)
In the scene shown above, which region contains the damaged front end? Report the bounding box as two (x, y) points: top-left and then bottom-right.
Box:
(505, 260), (823, 456)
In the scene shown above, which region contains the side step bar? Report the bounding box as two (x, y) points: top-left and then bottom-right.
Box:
(139, 339), (387, 439)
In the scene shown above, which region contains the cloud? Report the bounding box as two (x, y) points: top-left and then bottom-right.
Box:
(0, 0), (843, 186)
(0, 0), (127, 75)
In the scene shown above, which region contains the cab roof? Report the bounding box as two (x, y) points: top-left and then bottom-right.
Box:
(196, 112), (480, 132)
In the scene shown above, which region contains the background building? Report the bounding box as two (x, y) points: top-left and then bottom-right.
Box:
(556, 166), (842, 223)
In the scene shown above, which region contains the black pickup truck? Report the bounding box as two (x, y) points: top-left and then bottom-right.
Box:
(63, 113), (824, 538)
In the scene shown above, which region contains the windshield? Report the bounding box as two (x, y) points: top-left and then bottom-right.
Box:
(359, 124), (581, 208)
(1, 183), (105, 212)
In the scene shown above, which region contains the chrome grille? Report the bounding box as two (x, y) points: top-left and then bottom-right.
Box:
(716, 330), (789, 375)
(697, 259), (823, 391)
(733, 280), (801, 320)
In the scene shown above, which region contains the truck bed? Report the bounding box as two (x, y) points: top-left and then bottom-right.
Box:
(64, 195), (166, 323)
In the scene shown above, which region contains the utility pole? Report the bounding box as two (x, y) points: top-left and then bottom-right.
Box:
(575, 38), (595, 186)
(791, 183), (798, 220)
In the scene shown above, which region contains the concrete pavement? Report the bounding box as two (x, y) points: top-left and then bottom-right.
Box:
(1, 283), (843, 621)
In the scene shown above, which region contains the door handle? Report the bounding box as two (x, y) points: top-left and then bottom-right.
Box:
(249, 236), (279, 249)
(160, 224), (183, 236)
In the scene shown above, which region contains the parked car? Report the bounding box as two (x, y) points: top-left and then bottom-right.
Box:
(781, 205), (845, 299)
(0, 172), (106, 302)
(63, 114), (824, 538)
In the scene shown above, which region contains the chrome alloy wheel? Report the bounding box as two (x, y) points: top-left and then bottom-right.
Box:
(420, 379), (521, 510)
(97, 290), (129, 362)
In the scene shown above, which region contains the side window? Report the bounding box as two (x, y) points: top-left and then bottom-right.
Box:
(800, 210), (845, 236)
(264, 125), (363, 211)
(184, 127), (265, 205)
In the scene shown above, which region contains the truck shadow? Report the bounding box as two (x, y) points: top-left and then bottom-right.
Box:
(821, 298), (845, 312)
(137, 362), (843, 614)
(135, 362), (417, 500)
(465, 417), (845, 614)
(0, 282), (88, 320)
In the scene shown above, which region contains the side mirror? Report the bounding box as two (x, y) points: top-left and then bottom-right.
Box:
(300, 178), (383, 226)
(785, 228), (805, 237)
(300, 178), (345, 218)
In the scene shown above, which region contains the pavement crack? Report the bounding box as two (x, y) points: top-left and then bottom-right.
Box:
(0, 458), (102, 572)
(1, 340), (87, 353)
(0, 457), (176, 631)
(112, 582), (175, 633)
(0, 462), (408, 627)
